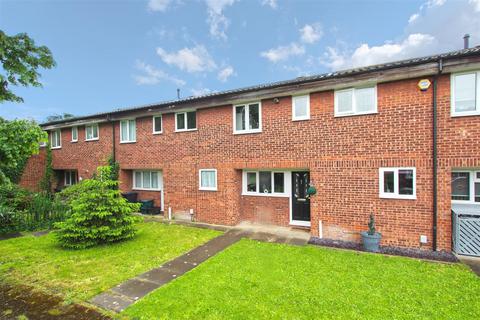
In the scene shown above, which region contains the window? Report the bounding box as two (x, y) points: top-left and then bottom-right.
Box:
(234, 102), (261, 134)
(71, 126), (78, 142)
(64, 170), (77, 186)
(120, 119), (136, 143)
(243, 171), (287, 196)
(334, 86), (377, 116)
(85, 123), (99, 141)
(50, 129), (61, 149)
(451, 71), (480, 116)
(379, 168), (416, 199)
(199, 169), (217, 191)
(133, 171), (161, 190)
(292, 95), (310, 121)
(153, 115), (162, 134)
(451, 171), (480, 203)
(175, 111), (196, 132)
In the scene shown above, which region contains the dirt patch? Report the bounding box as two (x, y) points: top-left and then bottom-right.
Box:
(0, 283), (110, 320)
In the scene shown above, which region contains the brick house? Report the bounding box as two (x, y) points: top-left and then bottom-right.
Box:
(20, 46), (480, 253)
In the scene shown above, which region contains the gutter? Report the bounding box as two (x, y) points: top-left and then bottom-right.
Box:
(432, 58), (443, 251)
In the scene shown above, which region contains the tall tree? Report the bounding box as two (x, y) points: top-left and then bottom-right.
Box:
(0, 30), (56, 103)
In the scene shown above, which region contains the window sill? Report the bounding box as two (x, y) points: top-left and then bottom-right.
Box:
(242, 192), (289, 198)
(153, 131), (163, 135)
(334, 111), (378, 118)
(233, 129), (262, 135)
(50, 146), (62, 150)
(132, 188), (162, 191)
(292, 117), (310, 122)
(71, 140), (78, 143)
(380, 194), (416, 200)
(175, 128), (197, 133)
(451, 111), (480, 118)
(120, 141), (136, 144)
(199, 188), (217, 192)
(451, 200), (480, 205)
(85, 138), (99, 142)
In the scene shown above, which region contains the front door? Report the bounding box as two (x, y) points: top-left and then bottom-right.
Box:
(291, 171), (311, 226)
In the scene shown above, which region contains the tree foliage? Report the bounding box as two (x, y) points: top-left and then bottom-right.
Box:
(0, 30), (56, 103)
(0, 117), (47, 184)
(55, 166), (141, 249)
(39, 143), (53, 196)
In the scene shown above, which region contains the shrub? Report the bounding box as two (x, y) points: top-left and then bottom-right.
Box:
(55, 166), (141, 249)
(0, 203), (19, 234)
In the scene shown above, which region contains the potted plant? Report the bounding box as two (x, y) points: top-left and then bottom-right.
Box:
(361, 214), (382, 252)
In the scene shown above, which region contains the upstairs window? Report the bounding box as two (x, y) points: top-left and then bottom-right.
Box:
(50, 129), (61, 149)
(379, 167), (416, 200)
(452, 171), (480, 203)
(335, 86), (377, 116)
(153, 115), (162, 134)
(242, 170), (287, 196)
(292, 95), (310, 121)
(451, 71), (480, 116)
(133, 170), (161, 190)
(120, 119), (136, 143)
(234, 102), (261, 134)
(199, 169), (217, 191)
(175, 111), (196, 132)
(71, 126), (78, 142)
(85, 123), (99, 141)
(64, 170), (77, 186)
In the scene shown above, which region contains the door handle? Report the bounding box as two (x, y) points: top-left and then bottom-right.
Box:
(297, 198), (306, 202)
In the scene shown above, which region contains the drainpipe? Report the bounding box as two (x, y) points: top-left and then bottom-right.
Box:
(432, 58), (443, 251)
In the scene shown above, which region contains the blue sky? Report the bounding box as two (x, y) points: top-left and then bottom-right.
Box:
(0, 0), (479, 122)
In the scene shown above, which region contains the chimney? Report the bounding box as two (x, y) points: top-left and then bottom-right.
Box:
(464, 34), (470, 49)
(177, 88), (180, 99)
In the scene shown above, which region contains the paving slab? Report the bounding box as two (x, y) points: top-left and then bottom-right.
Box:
(90, 292), (133, 313)
(111, 278), (159, 301)
(137, 267), (180, 286)
(459, 256), (480, 276)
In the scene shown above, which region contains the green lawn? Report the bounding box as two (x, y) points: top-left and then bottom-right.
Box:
(0, 221), (221, 303)
(124, 239), (480, 320)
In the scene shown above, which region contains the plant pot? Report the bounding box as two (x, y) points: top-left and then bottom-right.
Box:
(361, 231), (382, 252)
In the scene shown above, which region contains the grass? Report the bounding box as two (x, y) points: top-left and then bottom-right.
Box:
(0, 221), (221, 302)
(124, 239), (480, 320)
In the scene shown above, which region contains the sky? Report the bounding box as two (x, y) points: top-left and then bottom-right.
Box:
(0, 0), (479, 122)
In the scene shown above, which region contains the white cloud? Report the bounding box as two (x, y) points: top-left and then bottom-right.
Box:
(205, 0), (236, 40)
(217, 66), (235, 82)
(191, 87), (213, 96)
(156, 45), (217, 73)
(261, 0), (278, 9)
(260, 43), (305, 63)
(147, 0), (171, 12)
(427, 0), (446, 8)
(299, 23), (323, 44)
(408, 13), (419, 24)
(470, 0), (480, 11)
(133, 61), (186, 86)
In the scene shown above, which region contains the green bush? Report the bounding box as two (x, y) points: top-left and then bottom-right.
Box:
(0, 203), (19, 234)
(55, 166), (141, 249)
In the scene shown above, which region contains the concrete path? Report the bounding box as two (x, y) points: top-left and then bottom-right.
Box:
(90, 224), (310, 313)
(458, 255), (480, 276)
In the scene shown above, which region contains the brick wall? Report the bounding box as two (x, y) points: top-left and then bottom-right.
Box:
(19, 73), (480, 251)
(18, 148), (47, 191)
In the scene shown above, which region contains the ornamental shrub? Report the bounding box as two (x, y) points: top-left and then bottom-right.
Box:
(54, 166), (141, 249)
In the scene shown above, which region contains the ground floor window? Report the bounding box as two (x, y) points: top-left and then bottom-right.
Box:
(379, 167), (416, 199)
(452, 170), (480, 203)
(199, 169), (217, 191)
(133, 170), (161, 190)
(242, 170), (288, 196)
(64, 170), (77, 186)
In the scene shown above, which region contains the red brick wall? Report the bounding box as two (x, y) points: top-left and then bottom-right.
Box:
(19, 73), (480, 251)
(19, 148), (47, 191)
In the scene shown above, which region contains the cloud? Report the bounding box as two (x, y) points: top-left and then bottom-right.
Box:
(261, 0), (278, 9)
(205, 0), (236, 40)
(299, 23), (323, 44)
(469, 0), (480, 11)
(217, 66), (235, 82)
(156, 45), (217, 73)
(191, 87), (213, 96)
(147, 0), (171, 12)
(260, 43), (305, 63)
(133, 61), (186, 86)
(408, 13), (419, 24)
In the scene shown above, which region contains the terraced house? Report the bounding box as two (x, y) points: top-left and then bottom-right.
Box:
(20, 46), (480, 255)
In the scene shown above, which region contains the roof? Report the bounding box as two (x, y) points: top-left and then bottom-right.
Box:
(41, 46), (480, 127)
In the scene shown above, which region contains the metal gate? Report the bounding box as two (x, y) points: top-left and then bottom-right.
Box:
(452, 204), (480, 257)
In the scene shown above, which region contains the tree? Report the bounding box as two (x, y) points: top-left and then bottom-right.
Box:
(0, 117), (47, 184)
(45, 113), (74, 122)
(0, 30), (56, 103)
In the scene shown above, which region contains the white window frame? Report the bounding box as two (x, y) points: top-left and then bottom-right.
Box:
(50, 129), (61, 149)
(199, 169), (217, 191)
(451, 170), (480, 204)
(292, 95), (310, 121)
(233, 102), (262, 134)
(64, 170), (77, 186)
(451, 71), (480, 117)
(242, 170), (289, 197)
(175, 111), (197, 132)
(132, 170), (162, 191)
(120, 119), (136, 143)
(153, 115), (163, 134)
(379, 167), (416, 200)
(334, 85), (378, 117)
(71, 126), (78, 142)
(85, 123), (99, 141)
